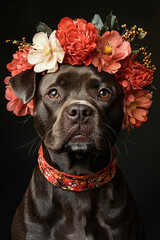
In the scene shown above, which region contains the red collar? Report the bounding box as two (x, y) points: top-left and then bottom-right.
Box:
(38, 145), (117, 191)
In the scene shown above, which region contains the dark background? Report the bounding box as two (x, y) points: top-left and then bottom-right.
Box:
(1, 0), (160, 239)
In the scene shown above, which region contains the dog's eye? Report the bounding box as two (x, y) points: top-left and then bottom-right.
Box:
(49, 89), (59, 99)
(99, 88), (109, 99)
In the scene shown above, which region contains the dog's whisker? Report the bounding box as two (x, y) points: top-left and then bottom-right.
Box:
(31, 139), (41, 157)
(17, 136), (39, 149)
(22, 116), (32, 126)
(102, 123), (118, 140)
(126, 139), (137, 145)
(117, 134), (128, 155)
(104, 134), (113, 161)
(99, 130), (113, 161)
(99, 133), (106, 150)
(16, 136), (41, 158)
(41, 126), (53, 142)
(16, 115), (32, 125)
(102, 128), (117, 151)
(123, 131), (137, 146)
(114, 143), (121, 155)
(102, 124), (129, 156)
(102, 127), (122, 160)
(92, 151), (98, 167)
(44, 124), (53, 132)
(28, 137), (41, 157)
(42, 124), (54, 139)
(102, 124), (123, 155)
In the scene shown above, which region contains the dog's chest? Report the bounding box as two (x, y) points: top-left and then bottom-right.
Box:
(48, 190), (109, 240)
(49, 210), (96, 240)
(49, 194), (91, 239)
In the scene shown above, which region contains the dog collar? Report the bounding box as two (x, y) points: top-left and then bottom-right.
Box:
(38, 145), (117, 191)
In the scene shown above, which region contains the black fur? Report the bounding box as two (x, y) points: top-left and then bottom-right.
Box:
(10, 65), (144, 240)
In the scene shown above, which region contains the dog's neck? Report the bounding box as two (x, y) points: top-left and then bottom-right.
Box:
(42, 143), (112, 175)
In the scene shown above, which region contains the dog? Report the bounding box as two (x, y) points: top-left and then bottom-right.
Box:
(9, 64), (144, 240)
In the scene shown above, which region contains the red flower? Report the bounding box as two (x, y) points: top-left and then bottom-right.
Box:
(5, 76), (34, 116)
(122, 90), (152, 130)
(56, 17), (98, 66)
(115, 55), (154, 91)
(7, 48), (33, 77)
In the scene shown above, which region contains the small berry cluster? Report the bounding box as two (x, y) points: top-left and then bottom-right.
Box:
(6, 37), (31, 51)
(139, 47), (156, 70)
(121, 24), (147, 42)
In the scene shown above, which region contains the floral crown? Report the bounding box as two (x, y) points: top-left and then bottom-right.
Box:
(5, 12), (156, 130)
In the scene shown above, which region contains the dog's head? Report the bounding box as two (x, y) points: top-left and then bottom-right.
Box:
(9, 65), (124, 154)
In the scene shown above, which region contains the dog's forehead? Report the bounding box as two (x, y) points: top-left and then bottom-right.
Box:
(39, 65), (117, 94)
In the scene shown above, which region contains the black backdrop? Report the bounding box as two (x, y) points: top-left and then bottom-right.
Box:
(1, 0), (160, 239)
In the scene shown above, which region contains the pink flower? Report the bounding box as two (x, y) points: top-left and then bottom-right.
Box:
(92, 30), (131, 74)
(7, 48), (33, 77)
(56, 17), (98, 66)
(4, 76), (34, 116)
(122, 90), (152, 129)
(115, 55), (154, 90)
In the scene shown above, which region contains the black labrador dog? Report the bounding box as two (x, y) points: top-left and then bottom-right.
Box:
(9, 65), (144, 240)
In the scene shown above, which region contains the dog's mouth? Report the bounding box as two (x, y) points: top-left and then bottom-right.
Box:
(62, 132), (96, 152)
(68, 133), (89, 142)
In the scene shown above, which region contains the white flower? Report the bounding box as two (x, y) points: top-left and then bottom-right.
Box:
(28, 31), (65, 73)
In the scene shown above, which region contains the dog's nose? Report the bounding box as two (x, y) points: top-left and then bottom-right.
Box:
(67, 104), (93, 123)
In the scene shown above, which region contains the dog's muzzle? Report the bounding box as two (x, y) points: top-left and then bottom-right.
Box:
(46, 100), (100, 153)
(61, 101), (97, 152)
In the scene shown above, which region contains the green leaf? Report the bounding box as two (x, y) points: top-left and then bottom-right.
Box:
(91, 14), (103, 32)
(151, 85), (157, 90)
(137, 32), (147, 39)
(131, 49), (140, 54)
(101, 11), (120, 34)
(36, 22), (52, 37)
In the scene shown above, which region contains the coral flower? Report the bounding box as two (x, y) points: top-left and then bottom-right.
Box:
(92, 30), (131, 74)
(115, 55), (154, 90)
(28, 31), (65, 73)
(4, 76), (34, 116)
(122, 90), (152, 129)
(5, 48), (35, 116)
(7, 48), (33, 77)
(56, 17), (98, 66)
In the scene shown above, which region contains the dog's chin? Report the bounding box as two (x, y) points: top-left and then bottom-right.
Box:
(54, 133), (94, 153)
(45, 135), (99, 153)
(62, 134), (96, 153)
(63, 142), (96, 153)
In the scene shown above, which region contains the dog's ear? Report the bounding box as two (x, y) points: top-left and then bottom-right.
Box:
(9, 69), (36, 104)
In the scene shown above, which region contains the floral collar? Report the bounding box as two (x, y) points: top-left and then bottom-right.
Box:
(5, 12), (156, 131)
(38, 145), (117, 191)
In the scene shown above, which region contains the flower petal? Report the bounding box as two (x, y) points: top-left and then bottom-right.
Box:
(32, 32), (49, 50)
(130, 117), (136, 125)
(49, 33), (65, 63)
(34, 54), (57, 72)
(47, 63), (58, 73)
(133, 108), (147, 121)
(28, 49), (46, 65)
(117, 41), (131, 58)
(136, 97), (152, 109)
(109, 61), (121, 72)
